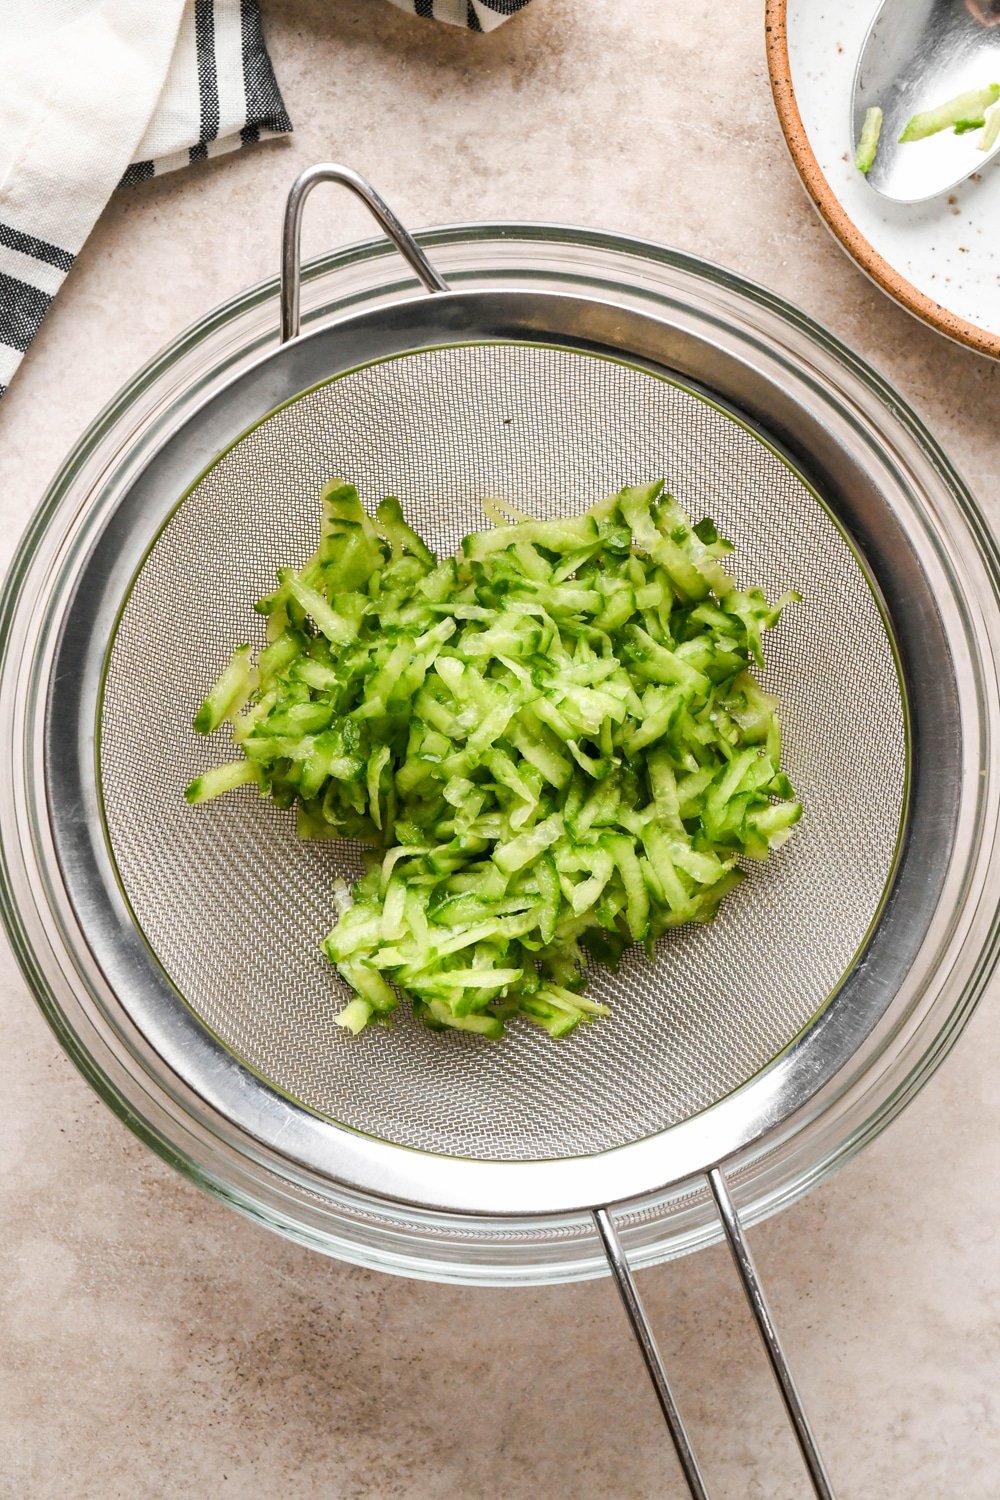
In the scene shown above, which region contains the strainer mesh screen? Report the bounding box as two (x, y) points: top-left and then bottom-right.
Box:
(100, 345), (905, 1162)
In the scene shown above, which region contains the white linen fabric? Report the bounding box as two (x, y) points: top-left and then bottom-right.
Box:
(0, 0), (527, 397)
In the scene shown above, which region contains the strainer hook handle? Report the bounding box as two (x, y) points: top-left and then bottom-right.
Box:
(595, 1169), (836, 1499)
(280, 163), (449, 342)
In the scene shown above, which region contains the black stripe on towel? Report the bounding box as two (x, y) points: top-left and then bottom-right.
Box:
(194, 0), (220, 149)
(0, 223), (74, 273)
(466, 1), (483, 29)
(240, 0), (293, 139)
(0, 273), (53, 353)
(120, 160), (156, 188)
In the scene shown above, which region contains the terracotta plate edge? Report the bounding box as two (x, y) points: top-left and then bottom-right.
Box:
(764, 0), (1000, 361)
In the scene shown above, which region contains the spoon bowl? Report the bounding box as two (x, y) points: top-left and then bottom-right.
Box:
(854, 0), (1000, 202)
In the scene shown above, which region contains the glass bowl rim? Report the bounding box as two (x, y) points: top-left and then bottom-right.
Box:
(3, 218), (1000, 1284)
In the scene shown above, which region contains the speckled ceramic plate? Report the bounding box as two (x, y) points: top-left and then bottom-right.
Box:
(766, 0), (1000, 358)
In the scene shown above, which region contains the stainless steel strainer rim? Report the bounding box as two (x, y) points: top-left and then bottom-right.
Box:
(35, 299), (909, 1217)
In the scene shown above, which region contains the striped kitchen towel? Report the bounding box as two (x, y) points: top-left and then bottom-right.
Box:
(0, 0), (530, 402)
(0, 0), (291, 399)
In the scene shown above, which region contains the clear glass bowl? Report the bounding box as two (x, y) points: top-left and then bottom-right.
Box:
(3, 224), (1000, 1285)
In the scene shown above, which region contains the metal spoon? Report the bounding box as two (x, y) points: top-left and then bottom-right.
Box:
(853, 0), (1000, 202)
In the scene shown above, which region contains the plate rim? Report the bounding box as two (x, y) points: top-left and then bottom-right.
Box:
(764, 0), (1000, 360)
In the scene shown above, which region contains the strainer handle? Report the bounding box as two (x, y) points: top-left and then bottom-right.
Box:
(280, 164), (449, 342)
(594, 1207), (711, 1499)
(595, 1170), (836, 1500)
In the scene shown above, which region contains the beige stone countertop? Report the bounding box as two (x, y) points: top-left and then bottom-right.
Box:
(3, 2), (1000, 1496)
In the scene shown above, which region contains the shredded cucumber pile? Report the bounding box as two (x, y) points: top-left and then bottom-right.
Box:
(187, 479), (801, 1040)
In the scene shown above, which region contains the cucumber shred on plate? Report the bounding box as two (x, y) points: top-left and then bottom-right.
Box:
(187, 479), (802, 1040)
(858, 84), (1000, 175)
(855, 106), (884, 174)
(898, 82), (1000, 143)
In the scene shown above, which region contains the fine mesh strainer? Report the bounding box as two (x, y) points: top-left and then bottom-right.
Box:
(33, 167), (980, 1497)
